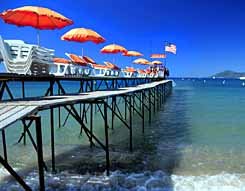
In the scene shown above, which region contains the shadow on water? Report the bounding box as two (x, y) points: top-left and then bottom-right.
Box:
(122, 86), (192, 190)
(0, 86), (192, 190)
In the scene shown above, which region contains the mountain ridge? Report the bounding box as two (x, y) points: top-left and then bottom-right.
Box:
(211, 70), (245, 78)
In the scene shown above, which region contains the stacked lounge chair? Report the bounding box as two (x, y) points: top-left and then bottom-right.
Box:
(137, 69), (147, 78)
(65, 53), (91, 76)
(122, 67), (137, 78)
(104, 61), (120, 76)
(83, 55), (108, 77)
(0, 35), (54, 75)
(50, 57), (70, 76)
(83, 56), (121, 77)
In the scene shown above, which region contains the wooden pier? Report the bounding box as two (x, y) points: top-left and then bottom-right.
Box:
(0, 75), (172, 191)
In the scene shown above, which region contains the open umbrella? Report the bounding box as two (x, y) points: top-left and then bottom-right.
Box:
(104, 61), (120, 70)
(151, 60), (162, 65)
(53, 57), (71, 64)
(133, 58), (150, 65)
(61, 28), (105, 56)
(124, 67), (136, 73)
(123, 50), (143, 68)
(123, 50), (143, 57)
(0, 6), (73, 45)
(101, 44), (127, 54)
(82, 56), (96, 64)
(61, 28), (105, 44)
(101, 43), (127, 64)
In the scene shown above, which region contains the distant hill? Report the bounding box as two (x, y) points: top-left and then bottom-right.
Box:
(211, 70), (245, 78)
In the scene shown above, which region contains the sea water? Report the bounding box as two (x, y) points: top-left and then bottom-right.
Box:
(1, 78), (245, 190)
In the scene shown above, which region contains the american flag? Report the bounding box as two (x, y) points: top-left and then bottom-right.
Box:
(165, 43), (177, 54)
(150, 53), (166, 59)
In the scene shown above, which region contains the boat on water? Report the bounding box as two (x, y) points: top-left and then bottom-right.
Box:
(240, 76), (245, 80)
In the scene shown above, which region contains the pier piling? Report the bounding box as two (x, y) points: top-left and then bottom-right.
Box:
(0, 75), (172, 190)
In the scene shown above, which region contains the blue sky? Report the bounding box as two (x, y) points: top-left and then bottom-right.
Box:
(1, 0), (245, 77)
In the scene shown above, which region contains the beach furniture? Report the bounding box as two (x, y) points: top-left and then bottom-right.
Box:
(145, 68), (155, 78)
(137, 69), (147, 78)
(101, 44), (127, 54)
(82, 55), (109, 77)
(50, 57), (70, 76)
(104, 61), (120, 76)
(155, 67), (165, 78)
(122, 67), (137, 78)
(0, 6), (73, 46)
(65, 53), (91, 76)
(89, 63), (110, 77)
(0, 35), (54, 75)
(61, 28), (105, 44)
(82, 56), (120, 77)
(133, 58), (150, 65)
(123, 50), (143, 57)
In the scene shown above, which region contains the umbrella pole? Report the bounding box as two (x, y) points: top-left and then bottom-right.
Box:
(37, 29), (40, 46)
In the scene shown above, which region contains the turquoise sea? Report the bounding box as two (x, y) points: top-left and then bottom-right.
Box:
(1, 78), (245, 190)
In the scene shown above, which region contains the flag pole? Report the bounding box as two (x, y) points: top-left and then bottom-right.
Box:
(164, 41), (168, 67)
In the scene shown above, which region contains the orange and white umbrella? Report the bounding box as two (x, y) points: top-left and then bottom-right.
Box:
(0, 6), (73, 45)
(138, 69), (147, 74)
(67, 53), (88, 66)
(53, 57), (70, 64)
(151, 60), (163, 65)
(123, 50), (143, 57)
(82, 56), (96, 64)
(101, 44), (127, 54)
(133, 58), (150, 65)
(61, 28), (105, 44)
(124, 67), (136, 73)
(104, 61), (120, 70)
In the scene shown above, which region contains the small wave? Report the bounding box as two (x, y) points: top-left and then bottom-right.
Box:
(0, 167), (19, 181)
(172, 173), (245, 191)
(1, 169), (245, 191)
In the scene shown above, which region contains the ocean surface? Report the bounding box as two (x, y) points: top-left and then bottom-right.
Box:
(1, 78), (245, 190)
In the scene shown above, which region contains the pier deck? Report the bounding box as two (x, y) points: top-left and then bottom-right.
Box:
(0, 79), (172, 191)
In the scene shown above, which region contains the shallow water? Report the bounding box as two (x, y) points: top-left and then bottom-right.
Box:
(1, 78), (245, 190)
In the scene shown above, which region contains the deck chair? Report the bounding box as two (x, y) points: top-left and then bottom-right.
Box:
(50, 57), (70, 76)
(104, 61), (121, 77)
(137, 69), (147, 78)
(65, 53), (91, 76)
(82, 56), (111, 77)
(122, 67), (137, 78)
(0, 35), (54, 75)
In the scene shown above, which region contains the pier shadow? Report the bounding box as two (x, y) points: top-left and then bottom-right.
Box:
(0, 86), (191, 190)
(115, 86), (192, 190)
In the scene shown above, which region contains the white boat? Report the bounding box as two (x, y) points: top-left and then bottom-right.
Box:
(240, 77), (245, 80)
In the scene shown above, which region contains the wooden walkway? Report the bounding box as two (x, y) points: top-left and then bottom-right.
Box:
(0, 79), (172, 191)
(0, 80), (170, 130)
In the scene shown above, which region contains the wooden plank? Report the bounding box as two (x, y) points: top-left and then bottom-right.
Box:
(0, 80), (170, 114)
(0, 106), (26, 122)
(0, 80), (171, 130)
(0, 106), (37, 130)
(0, 105), (17, 116)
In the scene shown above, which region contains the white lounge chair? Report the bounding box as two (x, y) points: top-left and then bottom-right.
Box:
(65, 53), (91, 76)
(50, 57), (70, 76)
(104, 61), (120, 77)
(137, 69), (147, 78)
(0, 35), (54, 75)
(122, 67), (137, 78)
(89, 63), (110, 77)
